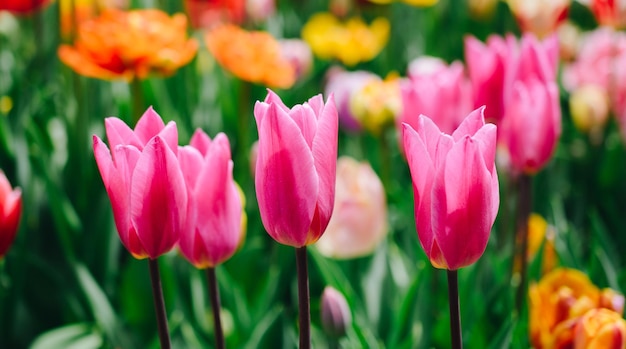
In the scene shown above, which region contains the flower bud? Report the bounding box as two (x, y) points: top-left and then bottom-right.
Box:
(574, 308), (626, 349)
(320, 287), (351, 338)
(569, 85), (610, 140)
(0, 170), (22, 259)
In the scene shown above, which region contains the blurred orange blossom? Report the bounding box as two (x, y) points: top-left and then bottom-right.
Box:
(301, 13), (389, 66)
(529, 268), (625, 348)
(58, 9), (198, 81)
(205, 24), (295, 89)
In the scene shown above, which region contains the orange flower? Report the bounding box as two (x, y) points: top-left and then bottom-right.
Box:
(574, 308), (626, 349)
(58, 9), (198, 80)
(59, 0), (128, 39)
(529, 268), (625, 348)
(205, 24), (295, 89)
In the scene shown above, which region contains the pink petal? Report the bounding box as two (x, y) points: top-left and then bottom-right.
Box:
(402, 123), (436, 256)
(178, 145), (204, 191)
(309, 94), (338, 242)
(255, 102), (318, 247)
(451, 107), (486, 141)
(264, 89), (290, 113)
(134, 107), (166, 145)
(189, 128), (213, 156)
(130, 136), (187, 259)
(415, 115), (453, 169)
(289, 104), (318, 149)
(157, 121), (179, 155)
(431, 137), (494, 270)
(104, 117), (142, 151)
(110, 144), (141, 254)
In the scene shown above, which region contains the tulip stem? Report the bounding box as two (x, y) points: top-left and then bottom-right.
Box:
(515, 174), (533, 313)
(206, 267), (225, 349)
(447, 269), (463, 349)
(296, 246), (311, 349)
(148, 258), (171, 349)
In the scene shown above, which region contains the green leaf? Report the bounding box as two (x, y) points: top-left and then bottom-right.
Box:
(29, 323), (102, 349)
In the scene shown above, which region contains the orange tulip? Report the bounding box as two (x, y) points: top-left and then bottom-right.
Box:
(58, 9), (198, 81)
(205, 24), (295, 89)
(574, 308), (626, 349)
(530, 268), (625, 348)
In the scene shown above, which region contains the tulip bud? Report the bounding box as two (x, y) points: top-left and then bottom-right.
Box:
(246, 0), (275, 23)
(0, 0), (51, 14)
(506, 0), (570, 38)
(574, 309), (626, 349)
(315, 157), (388, 259)
(0, 171), (22, 259)
(320, 287), (351, 338)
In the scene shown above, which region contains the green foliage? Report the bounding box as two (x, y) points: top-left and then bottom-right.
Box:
(0, 0), (624, 348)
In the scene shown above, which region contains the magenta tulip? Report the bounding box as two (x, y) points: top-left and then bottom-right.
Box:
(178, 130), (243, 268)
(93, 107), (187, 259)
(399, 57), (473, 143)
(0, 171), (21, 259)
(402, 108), (499, 270)
(465, 34), (515, 123)
(253, 89), (338, 247)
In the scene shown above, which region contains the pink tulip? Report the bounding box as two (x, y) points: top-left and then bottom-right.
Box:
(0, 171), (21, 258)
(178, 130), (243, 269)
(499, 78), (561, 174)
(465, 34), (515, 123)
(399, 57), (473, 142)
(402, 108), (499, 270)
(254, 89), (338, 247)
(315, 156), (387, 259)
(93, 107), (187, 259)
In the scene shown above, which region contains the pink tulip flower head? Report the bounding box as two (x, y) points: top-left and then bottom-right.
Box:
(315, 156), (388, 259)
(93, 107), (187, 259)
(500, 34), (561, 175)
(254, 89), (338, 247)
(402, 107), (499, 270)
(0, 171), (21, 259)
(399, 56), (473, 150)
(178, 130), (243, 268)
(465, 34), (516, 124)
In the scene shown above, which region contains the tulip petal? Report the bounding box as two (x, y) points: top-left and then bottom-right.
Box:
(451, 107), (486, 141)
(264, 89), (290, 113)
(432, 137), (493, 270)
(290, 104), (318, 149)
(135, 107), (166, 145)
(189, 129), (213, 156)
(255, 102), (318, 247)
(130, 136), (186, 258)
(104, 117), (143, 151)
(178, 145), (204, 191)
(158, 122), (180, 155)
(309, 94), (338, 242)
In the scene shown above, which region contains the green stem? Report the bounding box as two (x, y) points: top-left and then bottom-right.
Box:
(206, 267), (225, 349)
(447, 269), (462, 349)
(378, 127), (392, 191)
(296, 246), (311, 349)
(130, 78), (145, 126)
(149, 258), (171, 349)
(514, 174), (532, 313)
(235, 81), (252, 186)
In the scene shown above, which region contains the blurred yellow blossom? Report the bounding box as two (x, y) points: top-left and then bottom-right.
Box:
(58, 9), (198, 81)
(569, 84), (610, 143)
(301, 13), (389, 66)
(529, 268), (625, 348)
(507, 0), (571, 38)
(349, 73), (400, 135)
(205, 24), (295, 89)
(514, 213), (558, 275)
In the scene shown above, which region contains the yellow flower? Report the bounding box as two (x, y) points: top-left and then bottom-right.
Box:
(205, 24), (296, 89)
(349, 73), (400, 135)
(301, 13), (389, 66)
(58, 9), (198, 81)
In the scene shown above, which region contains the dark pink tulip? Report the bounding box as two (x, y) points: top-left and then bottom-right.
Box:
(402, 108), (499, 270)
(0, 171), (21, 259)
(93, 107), (187, 259)
(178, 130), (243, 268)
(399, 57), (473, 143)
(499, 78), (561, 174)
(254, 89), (338, 247)
(465, 34), (515, 123)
